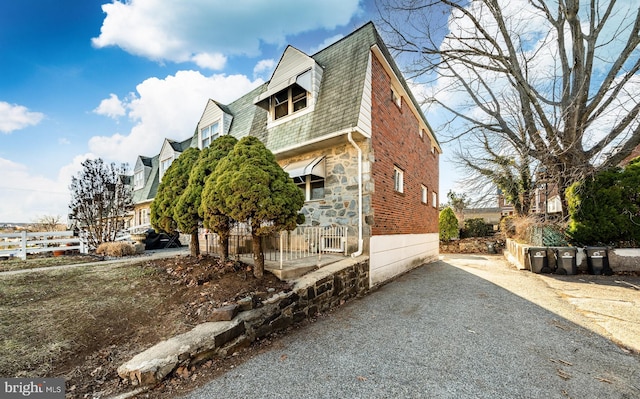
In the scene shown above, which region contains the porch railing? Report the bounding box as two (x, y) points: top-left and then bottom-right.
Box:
(202, 225), (348, 269)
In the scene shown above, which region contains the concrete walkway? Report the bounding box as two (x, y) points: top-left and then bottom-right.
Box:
(182, 254), (640, 399)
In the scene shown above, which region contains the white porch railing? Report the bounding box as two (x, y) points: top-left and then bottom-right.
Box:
(203, 225), (349, 268)
(0, 231), (89, 260)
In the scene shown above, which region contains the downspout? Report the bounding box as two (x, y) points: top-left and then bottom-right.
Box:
(347, 131), (364, 257)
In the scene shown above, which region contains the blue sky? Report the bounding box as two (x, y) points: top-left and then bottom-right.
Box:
(0, 0), (458, 223)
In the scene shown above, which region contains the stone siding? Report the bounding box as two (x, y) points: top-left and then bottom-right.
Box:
(286, 145), (373, 253)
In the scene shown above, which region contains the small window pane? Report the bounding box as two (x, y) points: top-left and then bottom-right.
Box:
(394, 167), (404, 193)
(310, 180), (324, 200)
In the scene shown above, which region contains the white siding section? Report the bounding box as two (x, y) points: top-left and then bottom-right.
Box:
(198, 100), (232, 148)
(356, 52), (372, 137)
(369, 233), (439, 286)
(270, 47), (316, 91)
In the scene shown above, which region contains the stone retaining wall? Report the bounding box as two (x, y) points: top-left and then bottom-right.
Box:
(118, 256), (370, 386)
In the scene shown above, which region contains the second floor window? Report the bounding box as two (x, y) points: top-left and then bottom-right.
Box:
(134, 171), (144, 190)
(273, 85), (308, 120)
(201, 121), (220, 148)
(394, 166), (404, 193)
(160, 156), (173, 178)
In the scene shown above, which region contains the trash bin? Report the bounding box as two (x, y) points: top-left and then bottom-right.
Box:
(554, 247), (577, 275)
(528, 247), (552, 273)
(585, 247), (612, 275)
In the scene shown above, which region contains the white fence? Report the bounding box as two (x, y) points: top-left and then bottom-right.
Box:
(0, 231), (88, 260)
(203, 225), (349, 268)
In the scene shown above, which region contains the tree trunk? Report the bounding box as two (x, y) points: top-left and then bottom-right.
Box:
(190, 232), (200, 257)
(220, 234), (229, 260)
(251, 232), (264, 279)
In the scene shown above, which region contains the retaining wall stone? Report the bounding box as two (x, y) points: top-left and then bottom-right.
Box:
(118, 256), (370, 386)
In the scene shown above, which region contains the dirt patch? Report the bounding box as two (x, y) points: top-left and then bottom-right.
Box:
(0, 254), (291, 398)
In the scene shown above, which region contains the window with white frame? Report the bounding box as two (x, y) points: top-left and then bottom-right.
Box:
(200, 121), (220, 148)
(134, 170), (145, 190)
(273, 84), (308, 120)
(432, 191), (438, 208)
(394, 166), (404, 193)
(160, 156), (173, 178)
(421, 185), (428, 204)
(295, 175), (324, 201)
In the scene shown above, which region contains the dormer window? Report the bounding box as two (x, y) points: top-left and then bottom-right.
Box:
(134, 170), (145, 190)
(273, 85), (308, 120)
(201, 121), (219, 148)
(160, 156), (173, 179)
(254, 46), (322, 126)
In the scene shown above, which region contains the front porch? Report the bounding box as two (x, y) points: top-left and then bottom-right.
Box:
(201, 225), (350, 280)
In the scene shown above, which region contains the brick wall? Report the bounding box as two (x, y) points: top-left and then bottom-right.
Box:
(370, 54), (439, 235)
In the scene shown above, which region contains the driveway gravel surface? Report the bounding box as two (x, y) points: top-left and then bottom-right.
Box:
(182, 254), (640, 399)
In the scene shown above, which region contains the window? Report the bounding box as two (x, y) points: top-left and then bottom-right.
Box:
(296, 175), (324, 201)
(200, 121), (220, 148)
(432, 191), (438, 208)
(160, 156), (173, 178)
(394, 167), (404, 193)
(134, 171), (145, 190)
(272, 85), (308, 120)
(421, 185), (428, 204)
(391, 87), (401, 108)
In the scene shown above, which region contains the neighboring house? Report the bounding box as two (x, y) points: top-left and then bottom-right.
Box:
(128, 22), (442, 286)
(129, 137), (194, 232)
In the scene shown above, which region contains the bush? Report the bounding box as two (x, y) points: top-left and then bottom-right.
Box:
(500, 216), (516, 238)
(461, 218), (492, 238)
(567, 160), (640, 246)
(439, 207), (459, 241)
(96, 242), (138, 257)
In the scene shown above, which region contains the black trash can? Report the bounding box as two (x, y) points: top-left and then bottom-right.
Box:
(554, 247), (577, 275)
(585, 247), (611, 275)
(528, 247), (552, 273)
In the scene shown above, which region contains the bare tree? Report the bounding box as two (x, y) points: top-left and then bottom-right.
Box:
(32, 215), (64, 232)
(378, 0), (640, 215)
(69, 159), (133, 248)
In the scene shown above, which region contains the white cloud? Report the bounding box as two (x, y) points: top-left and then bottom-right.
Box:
(88, 70), (264, 162)
(191, 52), (227, 70)
(92, 0), (361, 65)
(0, 101), (45, 133)
(253, 59), (276, 79)
(93, 93), (126, 119)
(0, 157), (71, 223)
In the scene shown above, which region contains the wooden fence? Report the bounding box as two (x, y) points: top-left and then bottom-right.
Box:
(0, 231), (88, 260)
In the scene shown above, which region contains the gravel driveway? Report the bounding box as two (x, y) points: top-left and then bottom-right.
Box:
(182, 254), (640, 399)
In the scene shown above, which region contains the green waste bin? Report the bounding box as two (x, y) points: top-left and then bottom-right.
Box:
(528, 247), (552, 274)
(554, 247), (577, 275)
(585, 247), (611, 275)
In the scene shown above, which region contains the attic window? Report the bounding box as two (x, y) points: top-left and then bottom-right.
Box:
(273, 84), (308, 120)
(134, 170), (144, 190)
(201, 121), (219, 148)
(391, 87), (401, 108)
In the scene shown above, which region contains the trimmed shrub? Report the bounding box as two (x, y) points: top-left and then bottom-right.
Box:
(439, 207), (459, 241)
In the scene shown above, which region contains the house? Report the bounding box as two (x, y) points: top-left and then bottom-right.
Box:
(128, 22), (441, 286)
